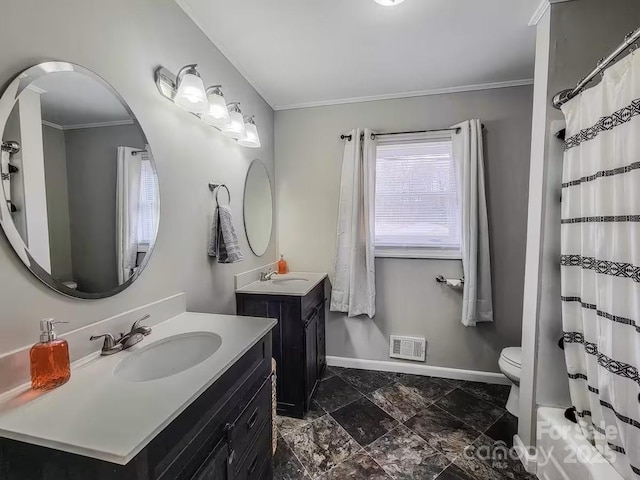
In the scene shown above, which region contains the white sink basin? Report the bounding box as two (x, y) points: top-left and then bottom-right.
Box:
(270, 277), (309, 286)
(113, 332), (222, 382)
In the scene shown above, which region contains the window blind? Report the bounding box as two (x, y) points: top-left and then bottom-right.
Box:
(375, 139), (460, 250)
(137, 158), (158, 247)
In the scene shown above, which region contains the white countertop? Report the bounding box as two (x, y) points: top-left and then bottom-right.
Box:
(0, 312), (276, 465)
(235, 272), (327, 296)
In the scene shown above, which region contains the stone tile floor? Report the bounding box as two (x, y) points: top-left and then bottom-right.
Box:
(274, 367), (536, 480)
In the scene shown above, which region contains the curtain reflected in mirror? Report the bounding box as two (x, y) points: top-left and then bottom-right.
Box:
(116, 147), (158, 284)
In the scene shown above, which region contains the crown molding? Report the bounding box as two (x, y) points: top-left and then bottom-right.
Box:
(273, 79), (534, 111)
(26, 85), (47, 95)
(42, 119), (134, 131)
(41, 120), (63, 130)
(62, 119), (134, 130)
(529, 0), (573, 26)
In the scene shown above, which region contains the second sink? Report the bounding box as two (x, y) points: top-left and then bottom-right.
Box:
(114, 332), (222, 382)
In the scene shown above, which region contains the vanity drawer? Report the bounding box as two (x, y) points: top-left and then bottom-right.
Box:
(234, 419), (272, 480)
(228, 373), (272, 465)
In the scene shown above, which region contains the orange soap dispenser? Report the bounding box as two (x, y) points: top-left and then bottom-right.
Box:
(30, 319), (71, 391)
(278, 254), (289, 274)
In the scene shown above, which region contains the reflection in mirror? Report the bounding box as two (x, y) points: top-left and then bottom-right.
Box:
(243, 160), (272, 257)
(0, 63), (159, 299)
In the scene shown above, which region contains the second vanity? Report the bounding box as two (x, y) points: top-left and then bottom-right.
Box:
(0, 312), (276, 480)
(236, 272), (327, 418)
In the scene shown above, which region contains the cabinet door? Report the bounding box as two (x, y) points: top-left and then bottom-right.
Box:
(304, 311), (319, 407)
(316, 301), (326, 379)
(191, 438), (231, 480)
(267, 300), (304, 412)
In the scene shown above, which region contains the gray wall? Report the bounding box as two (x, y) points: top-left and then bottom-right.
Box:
(275, 85), (533, 373)
(65, 124), (144, 293)
(42, 124), (73, 282)
(0, 0), (275, 362)
(534, 0), (640, 407)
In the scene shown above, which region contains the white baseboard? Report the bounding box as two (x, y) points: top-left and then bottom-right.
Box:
(326, 356), (510, 385)
(513, 434), (538, 474)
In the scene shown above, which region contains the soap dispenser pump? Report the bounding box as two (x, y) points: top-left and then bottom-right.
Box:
(30, 319), (71, 390)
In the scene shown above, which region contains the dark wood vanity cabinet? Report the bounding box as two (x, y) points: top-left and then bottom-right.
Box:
(0, 332), (274, 480)
(236, 282), (326, 418)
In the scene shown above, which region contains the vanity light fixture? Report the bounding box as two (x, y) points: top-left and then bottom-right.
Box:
(174, 64), (209, 114)
(238, 116), (261, 148)
(221, 103), (246, 139)
(201, 85), (231, 127)
(154, 66), (258, 147)
(373, 0), (406, 5)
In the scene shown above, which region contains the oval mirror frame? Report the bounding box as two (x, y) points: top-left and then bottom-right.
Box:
(0, 62), (160, 299)
(243, 159), (273, 257)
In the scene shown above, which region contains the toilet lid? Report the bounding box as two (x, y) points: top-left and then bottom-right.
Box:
(501, 347), (522, 368)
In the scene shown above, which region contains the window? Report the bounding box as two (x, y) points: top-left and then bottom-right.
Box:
(375, 133), (461, 259)
(136, 158), (159, 252)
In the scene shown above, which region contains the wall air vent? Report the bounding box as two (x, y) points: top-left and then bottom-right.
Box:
(389, 335), (426, 362)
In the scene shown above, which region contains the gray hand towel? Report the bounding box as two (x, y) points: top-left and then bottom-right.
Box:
(208, 204), (244, 263)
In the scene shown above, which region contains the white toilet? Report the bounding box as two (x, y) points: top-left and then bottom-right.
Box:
(498, 347), (522, 417)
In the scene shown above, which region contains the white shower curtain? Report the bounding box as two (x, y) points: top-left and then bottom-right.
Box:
(561, 51), (640, 479)
(452, 120), (493, 327)
(330, 128), (377, 318)
(116, 146), (142, 284)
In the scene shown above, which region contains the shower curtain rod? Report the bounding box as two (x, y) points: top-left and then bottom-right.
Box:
(553, 26), (640, 109)
(339, 124), (484, 142)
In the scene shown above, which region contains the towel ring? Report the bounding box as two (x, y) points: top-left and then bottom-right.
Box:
(209, 183), (230, 206)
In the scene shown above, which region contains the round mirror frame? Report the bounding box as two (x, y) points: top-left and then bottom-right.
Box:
(0, 62), (160, 300)
(243, 159), (273, 257)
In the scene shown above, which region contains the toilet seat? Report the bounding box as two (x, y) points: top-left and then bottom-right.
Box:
(500, 347), (522, 369)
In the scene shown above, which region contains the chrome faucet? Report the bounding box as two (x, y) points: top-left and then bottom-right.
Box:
(259, 270), (278, 281)
(90, 314), (152, 355)
(89, 333), (123, 355)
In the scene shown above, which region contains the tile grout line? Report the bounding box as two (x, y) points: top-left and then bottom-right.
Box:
(315, 413), (370, 479)
(278, 430), (315, 479)
(365, 423), (419, 480)
(457, 383), (510, 410)
(428, 387), (501, 436)
(327, 366), (398, 399)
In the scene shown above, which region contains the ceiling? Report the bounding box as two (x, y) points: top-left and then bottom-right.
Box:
(178, 0), (540, 110)
(31, 72), (132, 128)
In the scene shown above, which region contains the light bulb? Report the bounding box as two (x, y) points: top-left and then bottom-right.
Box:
(201, 86), (231, 127)
(238, 117), (261, 148)
(221, 103), (246, 139)
(174, 65), (209, 114)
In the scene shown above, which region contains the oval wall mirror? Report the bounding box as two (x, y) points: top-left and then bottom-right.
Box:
(0, 62), (160, 299)
(243, 160), (272, 257)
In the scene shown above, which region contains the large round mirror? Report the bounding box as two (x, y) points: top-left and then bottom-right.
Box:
(243, 160), (272, 257)
(0, 62), (159, 299)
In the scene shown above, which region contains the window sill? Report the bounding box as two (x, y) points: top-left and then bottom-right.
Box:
(375, 247), (462, 260)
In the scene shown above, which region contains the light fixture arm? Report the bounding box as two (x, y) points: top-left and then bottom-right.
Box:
(227, 102), (242, 113)
(206, 85), (224, 97)
(176, 64), (200, 86)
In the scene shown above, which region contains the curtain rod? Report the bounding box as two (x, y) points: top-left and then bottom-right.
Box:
(553, 27), (640, 109)
(339, 124), (485, 142)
